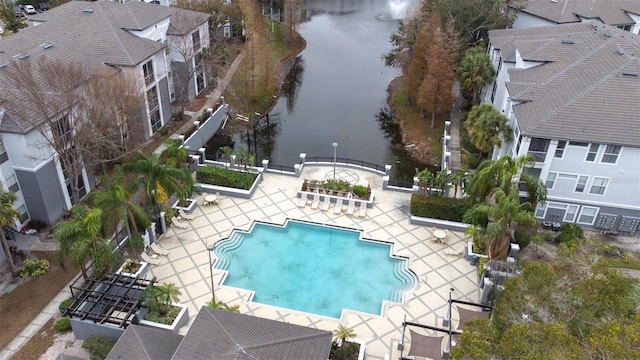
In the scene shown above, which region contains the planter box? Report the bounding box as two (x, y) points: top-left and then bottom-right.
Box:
(347, 338), (366, 360)
(200, 171), (263, 199)
(172, 198), (197, 213)
(116, 260), (149, 279)
(137, 303), (189, 334)
(298, 186), (375, 208)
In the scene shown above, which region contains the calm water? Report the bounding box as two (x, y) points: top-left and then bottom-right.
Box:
(213, 220), (416, 318)
(207, 0), (426, 182)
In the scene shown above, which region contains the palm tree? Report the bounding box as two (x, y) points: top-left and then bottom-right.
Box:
(0, 191), (20, 277)
(90, 170), (151, 246)
(451, 170), (469, 198)
(160, 140), (189, 169)
(122, 151), (193, 217)
(434, 170), (453, 197)
(416, 168), (436, 196)
(221, 146), (233, 166)
(333, 324), (357, 346)
(463, 187), (538, 259)
(519, 171), (547, 211)
(55, 205), (120, 279)
(457, 46), (495, 105)
(464, 103), (513, 158)
(466, 154), (535, 202)
(206, 297), (240, 313)
(144, 283), (182, 316)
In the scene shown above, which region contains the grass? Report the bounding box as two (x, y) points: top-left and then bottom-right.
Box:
(11, 317), (56, 360)
(0, 251), (78, 351)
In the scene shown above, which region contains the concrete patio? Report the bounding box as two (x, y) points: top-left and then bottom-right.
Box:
(149, 165), (477, 359)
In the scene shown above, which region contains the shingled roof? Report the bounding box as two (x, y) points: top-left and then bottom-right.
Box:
(106, 325), (184, 360)
(172, 307), (333, 360)
(489, 22), (640, 146)
(514, 0), (640, 26)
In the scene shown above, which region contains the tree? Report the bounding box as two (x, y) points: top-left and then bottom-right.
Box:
(122, 151), (194, 218)
(2, 59), (145, 205)
(416, 168), (436, 196)
(463, 187), (538, 259)
(0, 3), (26, 33)
(383, 5), (424, 74)
(465, 154), (535, 202)
(451, 170), (468, 198)
(283, 0), (303, 48)
(452, 260), (640, 359)
(464, 103), (513, 157)
(457, 46), (494, 105)
(434, 169), (453, 197)
(206, 297), (240, 313)
(55, 205), (120, 280)
(0, 191), (20, 277)
(143, 283), (182, 317)
(333, 324), (357, 346)
(89, 170), (151, 241)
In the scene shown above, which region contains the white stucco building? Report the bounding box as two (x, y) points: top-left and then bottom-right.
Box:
(482, 22), (640, 235)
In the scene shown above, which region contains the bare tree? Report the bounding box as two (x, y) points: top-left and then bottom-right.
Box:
(1, 58), (145, 204)
(283, 0), (303, 48)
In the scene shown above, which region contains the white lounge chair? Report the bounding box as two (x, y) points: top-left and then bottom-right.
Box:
(299, 193), (309, 207)
(202, 192), (211, 206)
(171, 216), (189, 230)
(321, 196), (331, 211)
(141, 252), (161, 265)
(333, 198), (344, 214)
(178, 209), (195, 221)
(214, 192), (221, 205)
(346, 199), (356, 216)
(150, 243), (169, 256)
(358, 202), (367, 217)
(311, 194), (320, 209)
(444, 245), (466, 257)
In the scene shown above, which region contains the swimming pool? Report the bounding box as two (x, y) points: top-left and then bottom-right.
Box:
(213, 219), (416, 318)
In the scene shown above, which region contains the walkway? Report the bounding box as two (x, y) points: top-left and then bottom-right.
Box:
(448, 81), (464, 171)
(149, 166), (477, 359)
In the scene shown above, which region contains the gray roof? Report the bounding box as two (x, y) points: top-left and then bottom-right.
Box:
(514, 0), (640, 26)
(171, 307), (333, 360)
(489, 22), (640, 146)
(0, 1), (208, 134)
(106, 325), (184, 360)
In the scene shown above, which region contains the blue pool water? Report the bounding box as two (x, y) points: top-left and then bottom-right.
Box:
(213, 220), (416, 318)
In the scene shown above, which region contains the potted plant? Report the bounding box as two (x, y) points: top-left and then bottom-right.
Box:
(330, 325), (365, 360)
(138, 283), (189, 333)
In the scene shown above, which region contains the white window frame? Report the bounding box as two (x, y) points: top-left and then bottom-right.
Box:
(545, 172), (557, 189)
(17, 203), (28, 224)
(564, 205), (578, 222)
(575, 175), (588, 193)
(577, 206), (599, 225)
(601, 145), (621, 164)
(589, 177), (609, 195)
(0, 137), (8, 164)
(535, 202), (547, 218)
(6, 174), (19, 193)
(585, 143), (599, 162)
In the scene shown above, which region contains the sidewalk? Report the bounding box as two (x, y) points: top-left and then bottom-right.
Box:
(448, 80), (464, 171)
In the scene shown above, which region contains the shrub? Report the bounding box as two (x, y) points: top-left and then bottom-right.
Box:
(352, 184), (369, 198)
(54, 317), (72, 332)
(59, 297), (74, 313)
(82, 335), (116, 360)
(556, 223), (584, 253)
(513, 227), (532, 249)
(410, 194), (468, 222)
(164, 208), (178, 225)
(17, 258), (50, 278)
(196, 166), (257, 190)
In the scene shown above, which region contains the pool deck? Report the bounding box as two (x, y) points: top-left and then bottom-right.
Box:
(150, 166), (477, 359)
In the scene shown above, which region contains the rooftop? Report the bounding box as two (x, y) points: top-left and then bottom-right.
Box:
(489, 22), (640, 146)
(513, 0), (640, 26)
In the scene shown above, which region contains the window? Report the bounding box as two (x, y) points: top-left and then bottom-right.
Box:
(17, 204), (28, 224)
(575, 176), (588, 193)
(586, 143), (599, 162)
(515, 135), (522, 155)
(564, 205), (578, 222)
(589, 177), (608, 195)
(545, 172), (557, 189)
(147, 86), (162, 133)
(554, 140), (566, 158)
(53, 116), (71, 144)
(6, 174), (19, 193)
(194, 53), (205, 94)
(147, 86), (159, 111)
(558, 173), (578, 180)
(150, 108), (162, 133)
(535, 202), (547, 218)
(578, 206), (598, 225)
(192, 29), (201, 52)
(527, 137), (549, 162)
(569, 141), (588, 147)
(0, 138), (8, 164)
(142, 60), (154, 86)
(601, 145), (621, 164)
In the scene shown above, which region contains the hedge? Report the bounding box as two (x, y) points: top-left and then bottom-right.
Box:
(410, 194), (468, 222)
(196, 166), (257, 190)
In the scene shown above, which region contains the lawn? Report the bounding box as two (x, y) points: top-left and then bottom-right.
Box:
(0, 251), (78, 351)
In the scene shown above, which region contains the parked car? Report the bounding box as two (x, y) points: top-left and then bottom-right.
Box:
(23, 5), (37, 15)
(37, 2), (49, 11)
(13, 5), (23, 17)
(0, 28), (4, 35)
